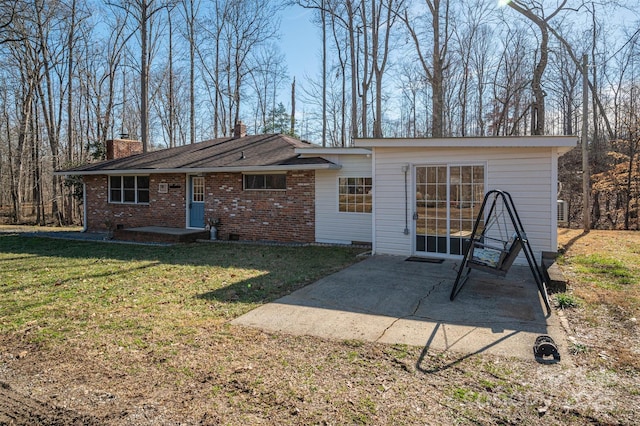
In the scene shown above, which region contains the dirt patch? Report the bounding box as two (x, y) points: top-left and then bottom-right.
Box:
(0, 381), (101, 425)
(2, 326), (637, 425)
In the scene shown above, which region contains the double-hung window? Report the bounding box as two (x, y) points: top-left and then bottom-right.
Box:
(109, 176), (150, 204)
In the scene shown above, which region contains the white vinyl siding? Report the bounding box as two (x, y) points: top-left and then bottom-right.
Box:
(315, 155), (372, 244)
(371, 147), (557, 261)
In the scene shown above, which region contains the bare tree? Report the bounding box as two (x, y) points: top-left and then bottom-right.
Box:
(110, 0), (172, 152)
(33, 0), (65, 225)
(345, 0), (359, 139)
(179, 0), (200, 144)
(487, 25), (533, 136)
(298, 0), (360, 141)
(619, 104), (640, 230)
(370, 0), (403, 137)
(6, 46), (37, 222)
(224, 0), (282, 132)
(246, 44), (288, 133)
(197, 0), (228, 137)
(329, 7), (349, 145)
(0, 0), (27, 44)
(86, 10), (131, 159)
(400, 0), (451, 138)
(549, 42), (581, 135)
(504, 1), (569, 135)
(469, 24), (495, 136)
(451, 0), (495, 136)
(197, 0), (281, 137)
(166, 4), (176, 147)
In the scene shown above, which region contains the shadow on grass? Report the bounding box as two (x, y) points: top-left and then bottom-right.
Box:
(1, 232), (362, 265)
(558, 230), (590, 254)
(0, 233), (364, 307)
(195, 276), (311, 305)
(415, 321), (522, 373)
(0, 261), (159, 296)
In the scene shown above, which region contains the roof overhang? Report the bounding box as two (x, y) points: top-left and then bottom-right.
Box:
(354, 136), (578, 155)
(295, 147), (372, 155)
(54, 163), (342, 176)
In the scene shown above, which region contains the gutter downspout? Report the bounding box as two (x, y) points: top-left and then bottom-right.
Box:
(402, 164), (410, 235)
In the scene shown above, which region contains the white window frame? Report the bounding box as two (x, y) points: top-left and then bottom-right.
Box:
(413, 163), (486, 256)
(338, 176), (372, 214)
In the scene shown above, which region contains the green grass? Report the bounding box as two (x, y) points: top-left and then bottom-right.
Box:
(453, 387), (479, 402)
(0, 234), (365, 346)
(571, 253), (637, 289)
(555, 292), (580, 309)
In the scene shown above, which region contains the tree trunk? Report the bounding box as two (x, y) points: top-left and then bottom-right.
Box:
(186, 0), (197, 144)
(168, 8), (174, 147)
(140, 0), (149, 152)
(321, 0), (327, 146)
(35, 2), (62, 225)
(290, 77), (295, 135)
(64, 0), (77, 225)
(506, 1), (551, 135)
(430, 0), (444, 138)
(359, 0), (369, 138)
(402, 0), (448, 138)
(346, 1), (358, 139)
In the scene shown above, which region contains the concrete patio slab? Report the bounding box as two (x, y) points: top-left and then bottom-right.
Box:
(232, 255), (567, 361)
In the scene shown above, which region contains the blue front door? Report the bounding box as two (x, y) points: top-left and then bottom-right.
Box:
(189, 176), (205, 228)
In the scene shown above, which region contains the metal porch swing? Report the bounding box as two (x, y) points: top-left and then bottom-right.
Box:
(450, 190), (552, 314)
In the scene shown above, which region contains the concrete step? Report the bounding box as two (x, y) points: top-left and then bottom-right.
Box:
(113, 226), (209, 244)
(541, 251), (567, 293)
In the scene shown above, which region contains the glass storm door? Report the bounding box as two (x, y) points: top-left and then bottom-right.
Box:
(415, 165), (484, 256)
(189, 176), (205, 228)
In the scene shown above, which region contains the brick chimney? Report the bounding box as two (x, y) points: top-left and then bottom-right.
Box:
(106, 138), (143, 160)
(233, 120), (247, 138)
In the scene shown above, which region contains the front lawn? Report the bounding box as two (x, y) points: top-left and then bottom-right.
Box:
(1, 228), (638, 425)
(1, 233), (365, 345)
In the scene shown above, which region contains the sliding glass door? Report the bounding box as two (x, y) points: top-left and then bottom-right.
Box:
(415, 165), (484, 256)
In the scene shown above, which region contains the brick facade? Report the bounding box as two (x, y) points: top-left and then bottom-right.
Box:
(84, 174), (187, 231)
(207, 170), (315, 243)
(83, 170), (316, 243)
(106, 139), (143, 160)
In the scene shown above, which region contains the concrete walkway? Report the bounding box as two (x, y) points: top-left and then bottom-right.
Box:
(233, 255), (567, 361)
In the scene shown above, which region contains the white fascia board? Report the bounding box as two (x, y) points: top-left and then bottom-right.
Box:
(295, 147), (372, 155)
(354, 136), (578, 149)
(53, 163), (342, 176)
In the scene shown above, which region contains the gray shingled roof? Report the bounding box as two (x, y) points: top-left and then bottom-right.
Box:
(57, 134), (338, 175)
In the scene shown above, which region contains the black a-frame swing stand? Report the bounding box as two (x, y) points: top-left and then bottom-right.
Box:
(450, 190), (552, 315)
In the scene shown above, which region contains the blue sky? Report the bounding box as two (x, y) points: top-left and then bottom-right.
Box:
(279, 5), (321, 103)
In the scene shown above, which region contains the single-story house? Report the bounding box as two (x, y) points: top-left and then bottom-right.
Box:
(343, 137), (576, 262)
(56, 122), (576, 262)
